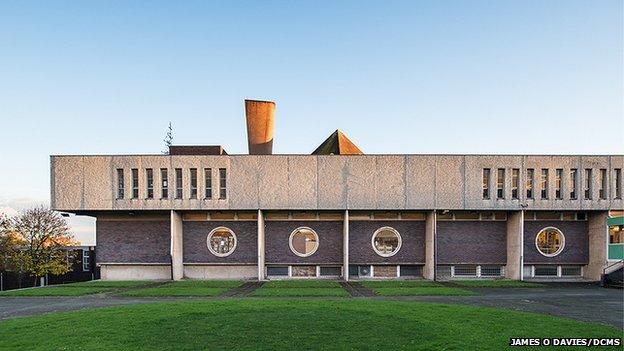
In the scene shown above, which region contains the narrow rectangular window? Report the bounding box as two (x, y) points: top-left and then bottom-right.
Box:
(219, 168), (227, 199)
(131, 168), (139, 199)
(569, 169), (577, 200)
(161, 168), (168, 199)
(482, 168), (490, 199)
(615, 169), (622, 199)
(526, 169), (534, 199)
(584, 169), (592, 200)
(190, 168), (198, 199)
(540, 169), (548, 199)
(116, 169), (124, 199)
(555, 169), (562, 200)
(82, 250), (90, 272)
(511, 169), (519, 199)
(599, 168), (607, 199)
(497, 168), (505, 199)
(175, 168), (183, 199)
(204, 168), (212, 199)
(146, 168), (154, 199)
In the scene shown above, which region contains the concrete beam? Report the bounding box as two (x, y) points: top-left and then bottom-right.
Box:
(170, 210), (184, 281)
(423, 211), (436, 280)
(584, 211), (609, 281)
(258, 209), (266, 281)
(506, 210), (524, 280)
(343, 210), (349, 281)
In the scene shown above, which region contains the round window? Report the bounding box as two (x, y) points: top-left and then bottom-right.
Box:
(372, 227), (402, 257)
(289, 227), (319, 257)
(207, 227), (237, 257)
(535, 227), (565, 257)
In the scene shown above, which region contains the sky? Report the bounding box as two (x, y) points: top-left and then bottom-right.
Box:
(0, 1), (622, 245)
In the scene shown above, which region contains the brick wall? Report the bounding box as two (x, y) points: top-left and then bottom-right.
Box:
(349, 221), (425, 264)
(524, 221), (588, 264)
(97, 220), (170, 263)
(265, 221), (343, 264)
(437, 221), (507, 264)
(183, 221), (257, 264)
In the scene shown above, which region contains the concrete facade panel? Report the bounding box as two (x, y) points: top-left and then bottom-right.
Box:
(184, 265), (257, 279)
(405, 156), (436, 208)
(258, 156), (289, 209)
(229, 156), (259, 209)
(346, 156), (376, 209)
(287, 156), (318, 209)
(101, 265), (171, 280)
(435, 156), (464, 209)
(375, 156), (406, 209)
(317, 156), (347, 209)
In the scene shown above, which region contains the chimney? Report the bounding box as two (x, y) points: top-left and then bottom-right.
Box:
(245, 99), (275, 155)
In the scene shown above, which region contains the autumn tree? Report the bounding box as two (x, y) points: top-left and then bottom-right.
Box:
(10, 207), (80, 285)
(0, 213), (20, 272)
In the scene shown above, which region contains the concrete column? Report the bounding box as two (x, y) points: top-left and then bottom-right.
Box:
(170, 210), (184, 281)
(423, 211), (436, 280)
(343, 210), (349, 281)
(584, 211), (609, 281)
(506, 210), (524, 280)
(257, 209), (266, 281)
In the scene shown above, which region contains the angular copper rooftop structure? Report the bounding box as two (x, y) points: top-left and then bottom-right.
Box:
(245, 99), (275, 155)
(312, 129), (363, 155)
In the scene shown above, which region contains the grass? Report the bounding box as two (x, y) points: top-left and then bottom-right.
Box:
(451, 279), (544, 288)
(0, 286), (113, 297)
(250, 279), (349, 297)
(0, 300), (620, 350)
(0, 280), (156, 297)
(120, 280), (243, 297)
(360, 280), (475, 296)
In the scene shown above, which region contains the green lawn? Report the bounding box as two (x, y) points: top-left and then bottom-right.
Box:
(0, 286), (113, 297)
(250, 279), (349, 297)
(360, 280), (475, 296)
(0, 300), (619, 350)
(0, 280), (156, 297)
(120, 280), (243, 297)
(451, 279), (544, 288)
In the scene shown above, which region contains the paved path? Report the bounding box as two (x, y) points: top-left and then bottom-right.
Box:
(0, 284), (621, 329)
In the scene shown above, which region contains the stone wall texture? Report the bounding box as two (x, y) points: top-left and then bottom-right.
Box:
(265, 221), (343, 264)
(523, 220), (589, 264)
(97, 220), (171, 263)
(349, 221), (426, 264)
(51, 155), (624, 212)
(183, 221), (257, 264)
(437, 221), (507, 264)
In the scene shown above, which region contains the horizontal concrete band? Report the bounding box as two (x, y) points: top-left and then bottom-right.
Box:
(51, 154), (624, 211)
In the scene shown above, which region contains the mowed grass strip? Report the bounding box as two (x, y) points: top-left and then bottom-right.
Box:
(360, 280), (474, 296)
(0, 280), (158, 297)
(120, 280), (243, 297)
(0, 300), (620, 350)
(451, 279), (544, 288)
(251, 280), (348, 297)
(0, 286), (113, 297)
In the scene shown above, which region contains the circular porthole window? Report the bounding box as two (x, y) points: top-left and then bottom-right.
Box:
(289, 227), (319, 257)
(535, 227), (565, 257)
(207, 227), (237, 257)
(372, 227), (402, 257)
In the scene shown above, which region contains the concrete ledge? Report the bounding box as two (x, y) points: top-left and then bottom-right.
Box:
(101, 264), (171, 280)
(184, 265), (257, 280)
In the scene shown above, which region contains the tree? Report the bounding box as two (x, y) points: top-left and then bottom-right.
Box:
(10, 207), (79, 285)
(0, 214), (19, 272)
(163, 121), (173, 154)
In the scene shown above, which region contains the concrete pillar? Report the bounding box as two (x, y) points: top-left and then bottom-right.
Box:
(343, 210), (349, 281)
(258, 209), (266, 281)
(423, 211), (436, 280)
(170, 210), (184, 281)
(506, 210), (524, 280)
(584, 211), (609, 281)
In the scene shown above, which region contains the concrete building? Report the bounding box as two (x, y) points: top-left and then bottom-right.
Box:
(50, 100), (624, 281)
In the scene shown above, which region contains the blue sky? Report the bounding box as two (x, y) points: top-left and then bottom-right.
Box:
(0, 1), (622, 244)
